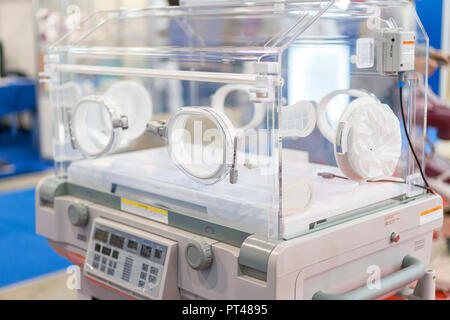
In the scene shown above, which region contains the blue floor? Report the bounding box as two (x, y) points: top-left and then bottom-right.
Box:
(0, 187), (71, 288)
(0, 130), (52, 179)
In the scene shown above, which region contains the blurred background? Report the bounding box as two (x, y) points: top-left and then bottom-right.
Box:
(0, 0), (176, 299)
(0, 0), (448, 299)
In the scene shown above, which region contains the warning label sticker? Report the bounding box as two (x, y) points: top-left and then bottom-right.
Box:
(121, 199), (168, 224)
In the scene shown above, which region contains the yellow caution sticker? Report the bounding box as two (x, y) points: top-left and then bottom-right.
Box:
(121, 199), (168, 224)
(420, 205), (443, 225)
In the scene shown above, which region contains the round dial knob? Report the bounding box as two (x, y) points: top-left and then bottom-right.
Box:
(68, 202), (89, 226)
(185, 238), (212, 270)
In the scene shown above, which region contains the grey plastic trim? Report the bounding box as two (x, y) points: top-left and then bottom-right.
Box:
(312, 255), (426, 300)
(117, 184), (207, 214)
(39, 179), (253, 248)
(238, 235), (281, 273)
(239, 265), (267, 282)
(169, 212), (251, 247)
(39, 177), (67, 204)
(66, 183), (121, 209)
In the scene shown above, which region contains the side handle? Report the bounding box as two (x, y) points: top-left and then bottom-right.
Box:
(312, 255), (425, 300)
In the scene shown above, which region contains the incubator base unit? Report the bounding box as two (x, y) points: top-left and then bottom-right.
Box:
(36, 176), (441, 300)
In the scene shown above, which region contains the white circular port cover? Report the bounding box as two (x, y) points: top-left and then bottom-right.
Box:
(211, 84), (265, 131)
(71, 95), (122, 158)
(71, 81), (153, 158)
(105, 80), (153, 141)
(166, 107), (235, 185)
(317, 89), (374, 143)
(334, 97), (402, 181)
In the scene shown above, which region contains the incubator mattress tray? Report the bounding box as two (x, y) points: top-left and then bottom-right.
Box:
(68, 148), (406, 239)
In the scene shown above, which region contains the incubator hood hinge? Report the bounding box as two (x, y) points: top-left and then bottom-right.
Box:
(146, 120), (167, 139)
(238, 235), (281, 281)
(112, 116), (129, 130)
(250, 62), (282, 104)
(39, 54), (59, 84)
(39, 176), (68, 207)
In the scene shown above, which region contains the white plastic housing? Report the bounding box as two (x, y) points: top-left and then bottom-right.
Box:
(377, 29), (416, 73)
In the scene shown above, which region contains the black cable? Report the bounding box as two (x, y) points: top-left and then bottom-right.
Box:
(398, 74), (433, 194)
(317, 171), (432, 192)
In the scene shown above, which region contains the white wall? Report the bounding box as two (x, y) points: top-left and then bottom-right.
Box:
(0, 0), (152, 77)
(0, 0), (38, 77)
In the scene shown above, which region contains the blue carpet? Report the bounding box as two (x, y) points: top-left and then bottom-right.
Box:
(0, 131), (52, 179)
(0, 188), (71, 288)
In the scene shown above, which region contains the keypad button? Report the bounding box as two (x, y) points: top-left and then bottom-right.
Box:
(95, 244), (101, 252)
(109, 260), (114, 267)
(92, 261), (99, 269)
(94, 254), (101, 262)
(150, 267), (159, 276)
(121, 257), (133, 282)
(107, 268), (115, 276)
(100, 264), (106, 272)
(102, 257), (107, 265)
(138, 280), (145, 288)
(102, 246), (111, 256)
(149, 275), (157, 284)
(113, 262), (117, 269)
(154, 249), (162, 259)
(140, 272), (147, 280)
(142, 263), (149, 272)
(112, 250), (119, 259)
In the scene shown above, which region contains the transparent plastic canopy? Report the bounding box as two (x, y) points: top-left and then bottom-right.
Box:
(51, 1), (333, 52)
(45, 0), (430, 241)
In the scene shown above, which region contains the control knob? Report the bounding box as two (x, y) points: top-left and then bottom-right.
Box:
(68, 202), (89, 226)
(185, 238), (213, 270)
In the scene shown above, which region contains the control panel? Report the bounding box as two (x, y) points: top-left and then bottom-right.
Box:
(84, 218), (178, 300)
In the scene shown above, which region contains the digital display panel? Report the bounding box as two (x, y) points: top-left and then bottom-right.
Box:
(140, 245), (152, 259)
(109, 234), (125, 249)
(94, 229), (109, 243)
(127, 239), (138, 251)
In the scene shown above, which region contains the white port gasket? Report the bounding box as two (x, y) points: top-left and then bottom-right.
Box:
(166, 107), (236, 184)
(334, 97), (402, 181)
(211, 84), (265, 131)
(105, 80), (153, 141)
(70, 95), (123, 158)
(317, 89), (375, 143)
